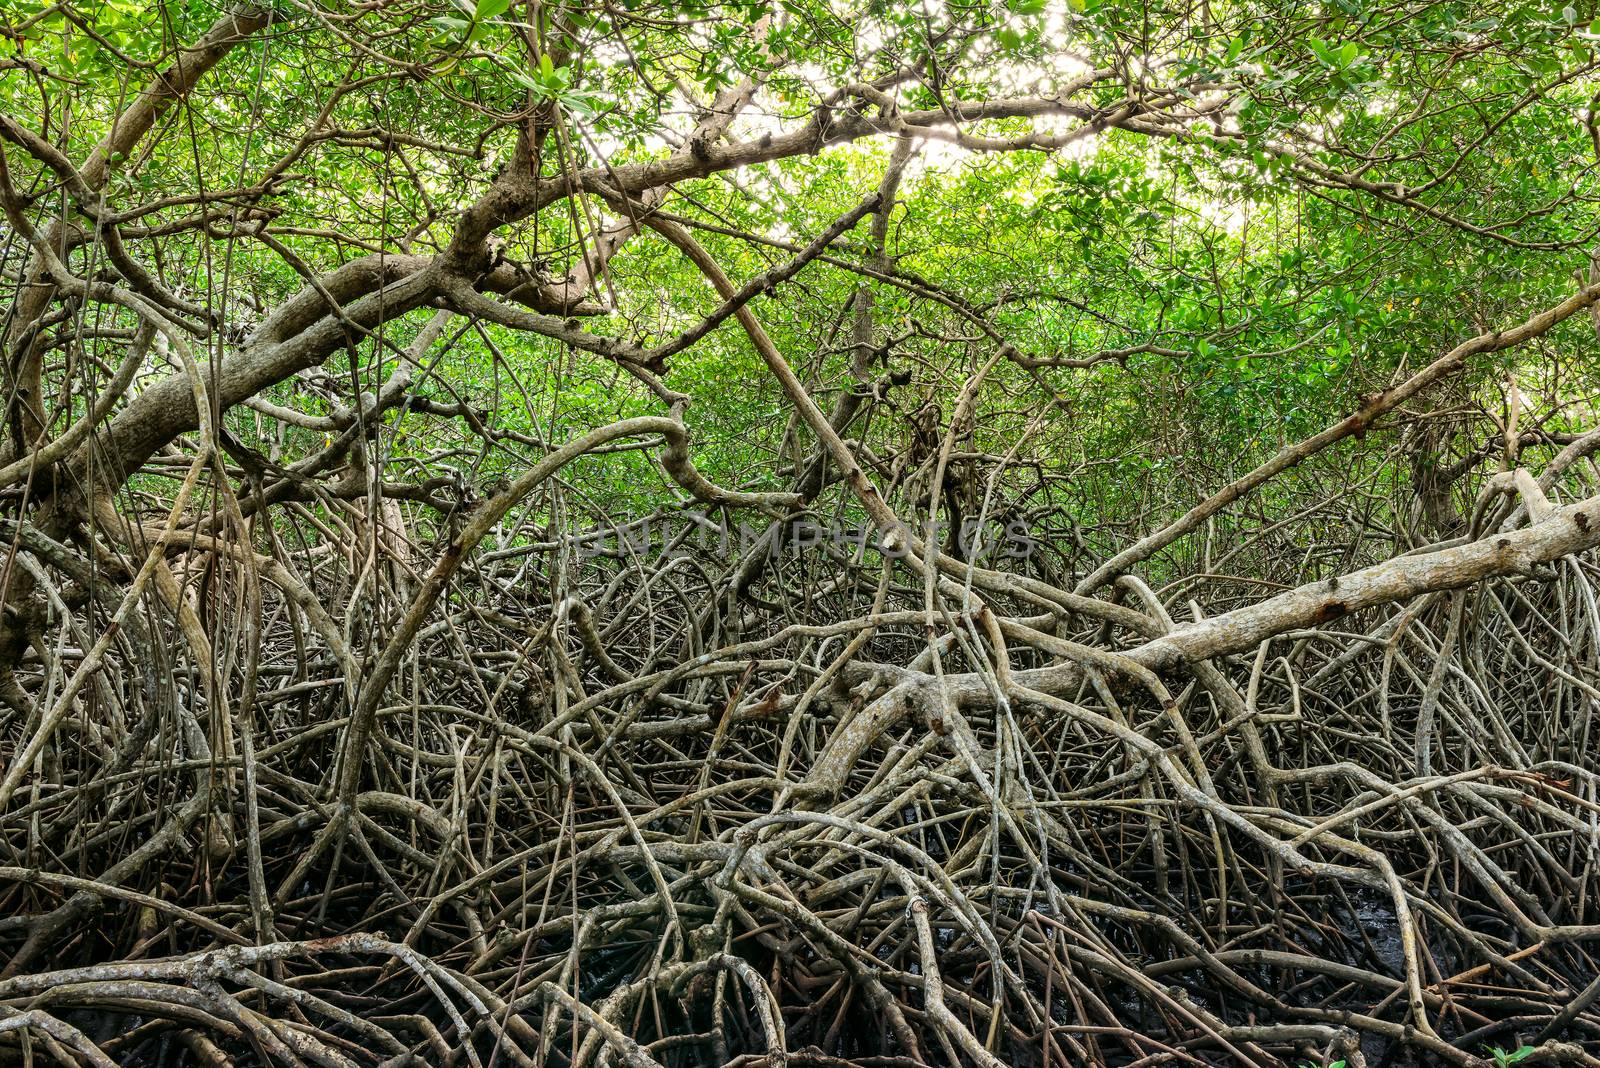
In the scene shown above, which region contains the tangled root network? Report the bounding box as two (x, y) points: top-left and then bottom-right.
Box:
(4, 463), (1600, 1068)
(3, 5), (1600, 1067)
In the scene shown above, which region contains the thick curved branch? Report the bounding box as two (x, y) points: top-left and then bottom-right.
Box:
(1075, 278), (1600, 594)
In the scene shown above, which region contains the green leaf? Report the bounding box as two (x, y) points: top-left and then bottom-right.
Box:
(476, 0), (514, 19)
(428, 14), (471, 46)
